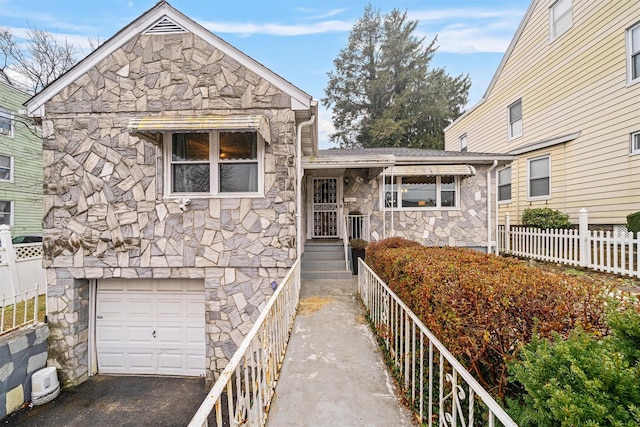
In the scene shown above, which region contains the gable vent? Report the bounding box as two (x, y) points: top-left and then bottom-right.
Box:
(143, 16), (188, 34)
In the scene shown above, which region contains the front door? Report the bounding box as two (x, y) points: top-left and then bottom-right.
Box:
(312, 177), (339, 238)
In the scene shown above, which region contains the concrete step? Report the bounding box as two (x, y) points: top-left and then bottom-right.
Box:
(304, 243), (344, 253)
(302, 250), (345, 261)
(302, 259), (347, 271)
(301, 270), (354, 280)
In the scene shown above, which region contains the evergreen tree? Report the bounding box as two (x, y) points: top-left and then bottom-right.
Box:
(324, 5), (470, 149)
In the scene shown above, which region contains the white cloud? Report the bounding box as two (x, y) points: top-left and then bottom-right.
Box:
(318, 106), (338, 150)
(200, 20), (353, 37)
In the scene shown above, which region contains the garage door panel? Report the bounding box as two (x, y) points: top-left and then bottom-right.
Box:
(127, 299), (155, 317)
(97, 298), (126, 316)
(96, 279), (205, 377)
(156, 299), (185, 317)
(127, 352), (156, 371)
(187, 327), (206, 345)
(96, 325), (126, 345)
(156, 326), (184, 345)
(127, 326), (154, 345)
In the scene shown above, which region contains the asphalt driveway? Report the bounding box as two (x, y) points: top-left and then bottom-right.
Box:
(3, 375), (208, 426)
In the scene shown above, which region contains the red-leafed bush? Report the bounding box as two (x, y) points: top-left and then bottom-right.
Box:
(369, 245), (609, 400)
(366, 237), (422, 282)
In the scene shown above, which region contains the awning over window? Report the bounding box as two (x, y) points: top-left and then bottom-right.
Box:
(127, 115), (271, 144)
(383, 164), (476, 176)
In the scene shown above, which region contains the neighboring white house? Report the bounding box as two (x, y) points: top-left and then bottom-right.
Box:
(444, 0), (640, 231)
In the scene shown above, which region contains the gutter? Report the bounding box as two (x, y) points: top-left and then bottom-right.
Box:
(296, 115), (316, 260)
(487, 160), (498, 253)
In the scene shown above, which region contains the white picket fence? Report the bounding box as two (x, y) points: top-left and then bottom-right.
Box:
(498, 209), (639, 278)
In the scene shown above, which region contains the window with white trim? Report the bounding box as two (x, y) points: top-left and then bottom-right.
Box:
(459, 134), (467, 152)
(498, 166), (511, 203)
(383, 175), (458, 209)
(0, 108), (14, 137)
(550, 0), (572, 41)
(164, 131), (263, 196)
(528, 155), (550, 199)
(0, 200), (12, 226)
(508, 100), (522, 139)
(0, 155), (12, 182)
(628, 22), (640, 84)
(631, 131), (640, 154)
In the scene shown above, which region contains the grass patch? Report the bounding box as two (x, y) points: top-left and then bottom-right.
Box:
(1, 294), (46, 334)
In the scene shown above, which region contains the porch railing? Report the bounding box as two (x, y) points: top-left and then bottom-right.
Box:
(346, 214), (370, 241)
(357, 259), (517, 426)
(1, 285), (39, 336)
(188, 259), (301, 427)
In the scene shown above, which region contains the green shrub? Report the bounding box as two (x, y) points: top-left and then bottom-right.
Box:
(607, 300), (640, 367)
(521, 207), (571, 229)
(508, 324), (640, 426)
(369, 246), (609, 399)
(627, 211), (640, 237)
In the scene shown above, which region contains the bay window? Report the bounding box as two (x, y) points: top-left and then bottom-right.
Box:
(498, 166), (511, 203)
(528, 155), (550, 199)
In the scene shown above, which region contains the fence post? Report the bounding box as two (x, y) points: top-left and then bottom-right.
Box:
(505, 212), (511, 254)
(579, 209), (589, 267)
(0, 225), (19, 295)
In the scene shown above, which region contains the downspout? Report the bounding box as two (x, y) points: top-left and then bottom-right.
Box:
(296, 115), (316, 260)
(487, 160), (498, 253)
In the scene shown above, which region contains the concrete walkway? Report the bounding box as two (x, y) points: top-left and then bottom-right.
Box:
(266, 278), (415, 427)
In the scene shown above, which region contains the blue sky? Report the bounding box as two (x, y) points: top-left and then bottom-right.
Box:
(0, 0), (530, 148)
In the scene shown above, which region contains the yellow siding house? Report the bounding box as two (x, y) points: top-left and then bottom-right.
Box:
(444, 0), (640, 230)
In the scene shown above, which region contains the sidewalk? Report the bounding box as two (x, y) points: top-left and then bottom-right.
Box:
(266, 278), (415, 427)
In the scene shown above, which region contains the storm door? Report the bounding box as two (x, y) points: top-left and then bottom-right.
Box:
(312, 177), (339, 238)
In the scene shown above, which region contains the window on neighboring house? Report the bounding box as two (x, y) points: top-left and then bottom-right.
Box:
(628, 22), (640, 84)
(0, 108), (14, 137)
(459, 134), (467, 152)
(631, 131), (640, 154)
(528, 155), (551, 199)
(383, 175), (458, 209)
(498, 166), (512, 203)
(0, 200), (12, 226)
(550, 0), (572, 41)
(0, 155), (12, 182)
(508, 100), (523, 139)
(165, 131), (263, 196)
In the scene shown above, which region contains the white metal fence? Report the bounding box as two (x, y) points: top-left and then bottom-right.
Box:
(1, 285), (39, 336)
(498, 209), (639, 278)
(357, 259), (517, 426)
(189, 260), (301, 427)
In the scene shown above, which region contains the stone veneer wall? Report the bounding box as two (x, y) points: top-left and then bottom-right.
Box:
(42, 32), (298, 386)
(0, 324), (49, 419)
(343, 165), (492, 248)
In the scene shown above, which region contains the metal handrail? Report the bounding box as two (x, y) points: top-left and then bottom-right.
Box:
(342, 217), (350, 271)
(358, 259), (517, 426)
(188, 260), (301, 427)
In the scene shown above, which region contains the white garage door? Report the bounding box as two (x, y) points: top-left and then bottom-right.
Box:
(96, 278), (205, 376)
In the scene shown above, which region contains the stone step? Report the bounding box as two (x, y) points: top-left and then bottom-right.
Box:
(302, 270), (354, 280)
(304, 244), (344, 253)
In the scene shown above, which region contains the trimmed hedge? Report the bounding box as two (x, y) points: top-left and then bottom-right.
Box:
(522, 207), (571, 229)
(368, 241), (608, 399)
(627, 211), (640, 237)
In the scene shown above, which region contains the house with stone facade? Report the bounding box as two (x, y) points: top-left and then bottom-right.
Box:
(25, 1), (512, 388)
